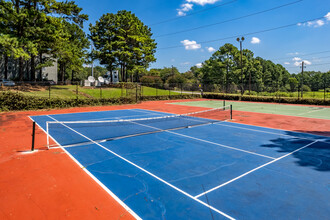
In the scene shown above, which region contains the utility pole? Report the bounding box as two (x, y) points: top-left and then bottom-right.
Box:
(237, 37), (245, 96)
(300, 61), (306, 98)
(91, 43), (94, 78)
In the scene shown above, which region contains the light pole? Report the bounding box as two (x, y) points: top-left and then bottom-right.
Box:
(237, 37), (245, 95)
(300, 61), (306, 98)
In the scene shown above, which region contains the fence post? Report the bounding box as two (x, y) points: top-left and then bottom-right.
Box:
(324, 76), (326, 102)
(76, 83), (78, 99)
(49, 85), (51, 99)
(136, 83), (138, 102)
(100, 87), (102, 99)
(230, 105), (233, 120)
(181, 84), (183, 96)
(31, 122), (36, 151)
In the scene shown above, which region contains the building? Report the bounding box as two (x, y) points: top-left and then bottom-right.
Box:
(0, 54), (58, 83)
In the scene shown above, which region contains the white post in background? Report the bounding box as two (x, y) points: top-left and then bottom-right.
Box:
(46, 122), (49, 149)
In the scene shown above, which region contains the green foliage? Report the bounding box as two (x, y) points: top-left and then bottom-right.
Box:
(203, 93), (330, 105)
(89, 10), (157, 81)
(140, 76), (162, 85)
(0, 0), (88, 81)
(57, 21), (90, 82)
(288, 77), (299, 92)
(0, 91), (135, 111)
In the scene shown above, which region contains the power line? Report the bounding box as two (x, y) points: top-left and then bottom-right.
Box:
(157, 16), (327, 50)
(155, 0), (303, 38)
(149, 0), (238, 26)
(271, 51), (330, 61)
(285, 62), (330, 68)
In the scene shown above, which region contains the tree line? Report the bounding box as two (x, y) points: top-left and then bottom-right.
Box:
(1, 1), (329, 93)
(0, 1), (156, 82)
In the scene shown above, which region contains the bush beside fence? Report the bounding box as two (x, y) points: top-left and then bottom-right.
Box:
(203, 93), (330, 105)
(0, 92), (135, 111)
(0, 91), (201, 111)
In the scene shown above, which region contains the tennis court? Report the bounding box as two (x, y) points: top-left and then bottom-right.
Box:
(30, 108), (330, 219)
(170, 100), (330, 120)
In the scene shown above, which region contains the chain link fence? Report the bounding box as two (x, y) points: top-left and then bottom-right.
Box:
(1, 81), (329, 102)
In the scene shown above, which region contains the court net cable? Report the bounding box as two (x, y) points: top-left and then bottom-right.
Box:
(44, 105), (232, 149)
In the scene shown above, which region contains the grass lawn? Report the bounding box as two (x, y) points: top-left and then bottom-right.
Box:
(19, 85), (86, 99)
(141, 86), (180, 96)
(14, 85), (181, 99)
(79, 87), (126, 98)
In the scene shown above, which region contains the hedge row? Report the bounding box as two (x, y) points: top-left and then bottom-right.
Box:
(140, 94), (201, 101)
(0, 92), (201, 111)
(203, 93), (330, 105)
(0, 91), (135, 111)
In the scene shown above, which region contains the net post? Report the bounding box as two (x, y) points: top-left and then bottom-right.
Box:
(223, 100), (225, 107)
(46, 122), (49, 149)
(31, 122), (36, 151)
(230, 105), (233, 120)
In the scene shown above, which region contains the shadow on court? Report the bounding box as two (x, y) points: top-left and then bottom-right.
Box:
(261, 135), (330, 172)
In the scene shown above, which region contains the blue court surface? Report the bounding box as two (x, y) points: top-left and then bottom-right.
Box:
(30, 109), (330, 220)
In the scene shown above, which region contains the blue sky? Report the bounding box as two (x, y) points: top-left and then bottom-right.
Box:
(77, 0), (330, 73)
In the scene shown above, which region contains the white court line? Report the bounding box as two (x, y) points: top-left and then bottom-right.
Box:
(46, 115), (234, 220)
(194, 140), (318, 199)
(28, 116), (142, 220)
(128, 110), (274, 159)
(214, 122), (317, 142)
(129, 120), (275, 160)
(168, 130), (275, 159)
(129, 108), (177, 115)
(297, 107), (329, 117)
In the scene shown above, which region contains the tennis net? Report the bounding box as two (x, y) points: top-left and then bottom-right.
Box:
(46, 105), (232, 148)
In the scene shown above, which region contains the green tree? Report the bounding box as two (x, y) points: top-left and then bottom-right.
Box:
(89, 10), (157, 82)
(288, 77), (298, 92)
(0, 0), (88, 81)
(57, 21), (90, 82)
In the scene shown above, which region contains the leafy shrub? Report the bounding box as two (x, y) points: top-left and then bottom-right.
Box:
(0, 91), (135, 111)
(203, 93), (330, 105)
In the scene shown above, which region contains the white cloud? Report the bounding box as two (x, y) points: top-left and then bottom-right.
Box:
(177, 3), (193, 16)
(315, 20), (325, 27)
(287, 52), (299, 56)
(304, 60), (312, 65)
(181, 3), (193, 11)
(325, 12), (330, 21)
(206, 47), (216, 52)
(298, 12), (330, 28)
(177, 0), (219, 16)
(181, 62), (191, 65)
(251, 37), (261, 44)
(294, 61), (301, 66)
(196, 63), (203, 68)
(292, 57), (301, 61)
(187, 0), (220, 6)
(293, 60), (311, 66)
(177, 10), (186, 16)
(284, 62), (290, 65)
(181, 39), (201, 50)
